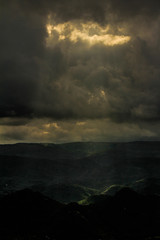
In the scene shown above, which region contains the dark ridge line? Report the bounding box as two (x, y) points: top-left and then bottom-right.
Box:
(0, 140), (160, 146)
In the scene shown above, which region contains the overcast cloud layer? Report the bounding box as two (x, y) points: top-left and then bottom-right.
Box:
(0, 0), (160, 143)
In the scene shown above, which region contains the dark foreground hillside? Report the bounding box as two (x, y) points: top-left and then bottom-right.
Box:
(0, 188), (160, 240)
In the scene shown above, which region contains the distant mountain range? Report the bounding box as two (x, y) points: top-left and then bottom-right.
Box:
(0, 141), (160, 203)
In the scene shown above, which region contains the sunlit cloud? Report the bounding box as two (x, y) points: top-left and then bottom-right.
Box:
(100, 90), (106, 97)
(76, 121), (86, 126)
(46, 21), (131, 47)
(0, 118), (158, 144)
(43, 131), (49, 135)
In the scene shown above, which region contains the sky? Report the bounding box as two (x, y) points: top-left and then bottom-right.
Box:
(0, 0), (160, 143)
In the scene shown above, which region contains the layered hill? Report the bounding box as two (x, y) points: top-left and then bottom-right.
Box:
(0, 141), (160, 202)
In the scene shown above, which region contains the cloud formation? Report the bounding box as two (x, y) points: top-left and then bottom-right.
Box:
(0, 0), (160, 142)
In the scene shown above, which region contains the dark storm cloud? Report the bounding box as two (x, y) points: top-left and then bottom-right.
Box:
(2, 0), (160, 23)
(0, 0), (160, 126)
(1, 0), (108, 23)
(2, 0), (160, 24)
(0, 2), (47, 118)
(107, 0), (160, 21)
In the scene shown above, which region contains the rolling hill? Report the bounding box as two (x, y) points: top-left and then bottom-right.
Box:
(0, 141), (160, 202)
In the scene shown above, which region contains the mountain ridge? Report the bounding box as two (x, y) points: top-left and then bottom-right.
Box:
(0, 141), (160, 203)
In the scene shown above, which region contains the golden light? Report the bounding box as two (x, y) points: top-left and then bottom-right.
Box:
(76, 121), (86, 126)
(46, 24), (53, 35)
(44, 122), (60, 129)
(43, 131), (49, 135)
(100, 90), (106, 97)
(46, 21), (131, 47)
